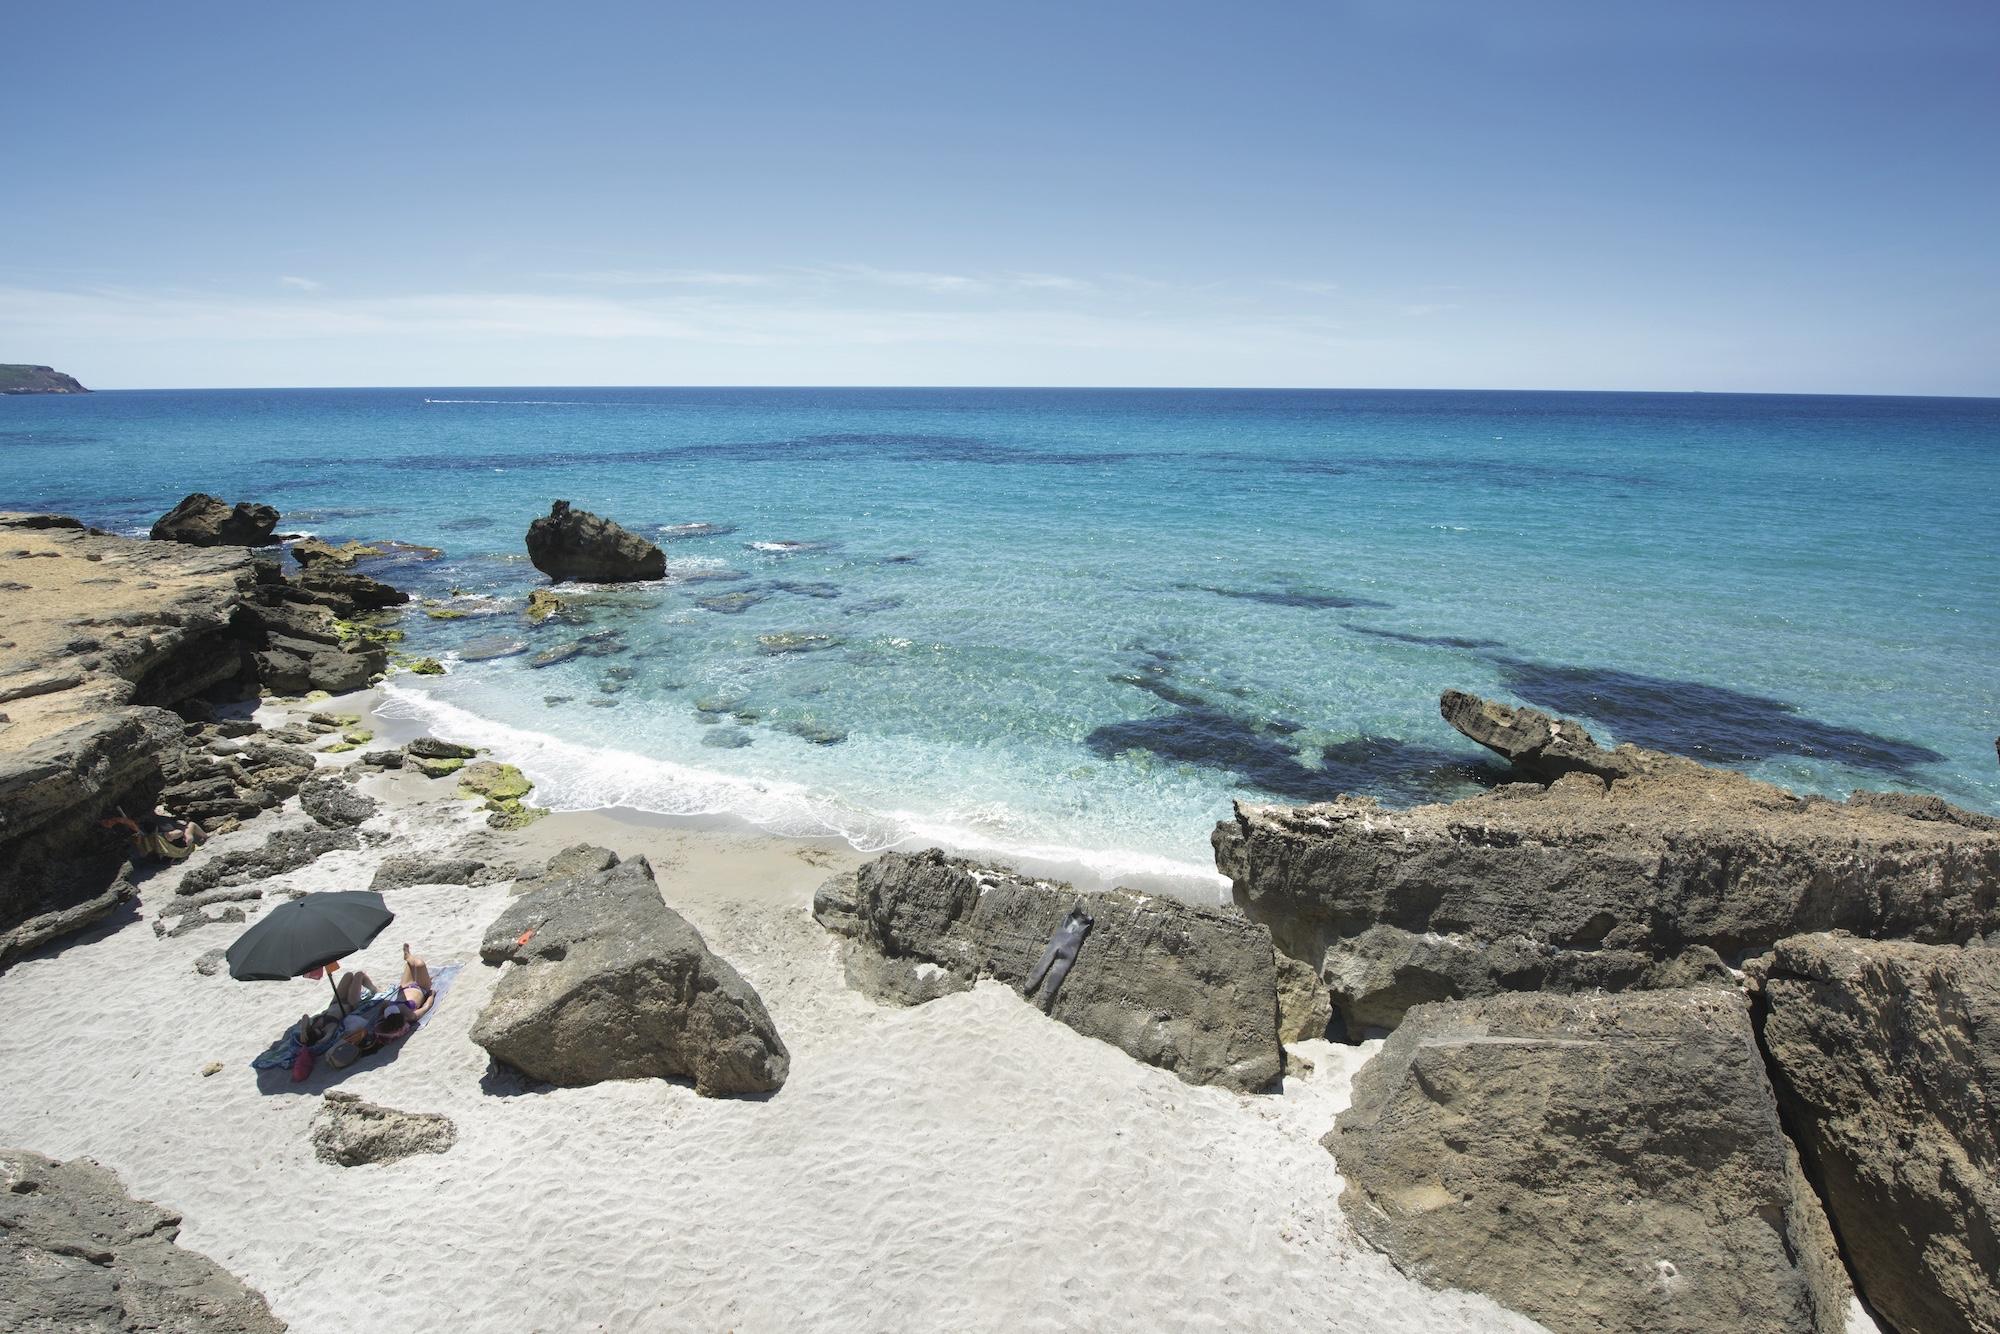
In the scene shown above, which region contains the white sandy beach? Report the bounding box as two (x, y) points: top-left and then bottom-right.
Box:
(0, 696), (1543, 1333)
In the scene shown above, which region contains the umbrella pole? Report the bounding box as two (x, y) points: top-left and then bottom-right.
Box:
(327, 970), (343, 1017)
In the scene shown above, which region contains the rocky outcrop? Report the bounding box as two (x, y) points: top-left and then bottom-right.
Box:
(157, 735), (316, 828)
(298, 776), (377, 828)
(0, 513), (408, 969)
(289, 565), (407, 611)
(0, 364), (89, 394)
(309, 1091), (457, 1167)
(177, 823), (359, 895)
(0, 516), (261, 967)
(405, 737), (477, 760)
(471, 850), (788, 1096)
(814, 849), (1283, 1092)
(1755, 934), (1999, 1334)
(1328, 989), (1851, 1334)
(1274, 948), (1333, 1043)
(1216, 691), (2000, 1031)
(1438, 686), (1632, 782)
(1321, 924), (1732, 1037)
(0, 1149), (284, 1331)
(368, 856), (492, 891)
(524, 500), (665, 583)
(149, 493), (280, 547)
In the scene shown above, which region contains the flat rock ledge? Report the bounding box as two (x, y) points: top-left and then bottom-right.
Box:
(1327, 989), (1852, 1334)
(814, 848), (1283, 1092)
(0, 513), (411, 970)
(471, 847), (788, 1096)
(0, 1149), (285, 1332)
(310, 1091), (457, 1167)
(1753, 933), (2000, 1334)
(1215, 690), (2000, 1034)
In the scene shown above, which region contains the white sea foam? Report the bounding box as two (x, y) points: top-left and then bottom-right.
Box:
(375, 683), (1228, 899)
(421, 397), (608, 406)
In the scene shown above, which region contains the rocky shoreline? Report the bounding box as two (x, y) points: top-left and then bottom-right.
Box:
(1, 499), (1994, 1333)
(1204, 690), (1999, 1334)
(0, 506), (405, 969)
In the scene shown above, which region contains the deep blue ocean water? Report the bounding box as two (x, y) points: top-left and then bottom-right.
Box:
(4, 387), (1995, 888)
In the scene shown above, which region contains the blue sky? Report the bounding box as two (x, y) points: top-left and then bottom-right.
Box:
(3, 1), (1995, 392)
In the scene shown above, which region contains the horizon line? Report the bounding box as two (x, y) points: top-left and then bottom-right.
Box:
(18, 383), (2000, 403)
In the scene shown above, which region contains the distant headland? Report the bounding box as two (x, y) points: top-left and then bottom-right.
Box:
(0, 364), (89, 394)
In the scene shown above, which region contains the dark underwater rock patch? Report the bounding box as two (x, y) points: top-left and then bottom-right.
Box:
(1176, 582), (1391, 611)
(1490, 655), (1946, 778)
(696, 591), (768, 614)
(1346, 623), (1506, 650)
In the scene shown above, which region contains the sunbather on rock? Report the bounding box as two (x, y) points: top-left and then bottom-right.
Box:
(99, 804), (205, 862)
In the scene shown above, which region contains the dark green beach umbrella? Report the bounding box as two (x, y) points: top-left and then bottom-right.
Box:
(225, 891), (395, 1000)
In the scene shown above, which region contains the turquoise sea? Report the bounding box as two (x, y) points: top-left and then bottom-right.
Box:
(4, 388), (1996, 890)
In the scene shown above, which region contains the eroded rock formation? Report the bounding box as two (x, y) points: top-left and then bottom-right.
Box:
(1328, 989), (1852, 1334)
(814, 848), (1283, 1092)
(1755, 933), (1999, 1334)
(471, 849), (788, 1095)
(310, 1091), (457, 1167)
(0, 1149), (285, 1331)
(0, 513), (410, 969)
(1215, 691), (2000, 1033)
(149, 493), (280, 547)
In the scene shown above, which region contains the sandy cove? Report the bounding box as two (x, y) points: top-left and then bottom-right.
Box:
(0, 688), (1536, 1334)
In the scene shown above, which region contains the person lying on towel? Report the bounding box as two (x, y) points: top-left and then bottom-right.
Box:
(320, 945), (437, 1069)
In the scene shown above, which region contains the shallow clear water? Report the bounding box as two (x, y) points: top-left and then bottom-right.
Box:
(4, 387), (1995, 887)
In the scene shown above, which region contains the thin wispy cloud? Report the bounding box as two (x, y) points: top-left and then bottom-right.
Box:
(539, 269), (780, 287)
(541, 264), (1102, 298)
(815, 264), (993, 294)
(0, 282), (1364, 357)
(278, 275), (323, 291)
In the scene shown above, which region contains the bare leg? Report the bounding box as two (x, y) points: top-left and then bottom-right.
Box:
(400, 944), (435, 1018)
(401, 943), (432, 991)
(330, 970), (375, 1012)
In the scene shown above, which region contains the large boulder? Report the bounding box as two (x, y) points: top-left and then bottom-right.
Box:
(814, 849), (1283, 1092)
(1328, 989), (1852, 1334)
(148, 493), (280, 547)
(1215, 691), (2000, 1030)
(470, 853), (787, 1096)
(1755, 934), (2000, 1334)
(524, 500), (665, 583)
(0, 1149), (285, 1332)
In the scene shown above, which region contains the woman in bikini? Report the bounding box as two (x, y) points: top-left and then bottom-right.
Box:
(296, 945), (435, 1050)
(371, 944), (436, 1038)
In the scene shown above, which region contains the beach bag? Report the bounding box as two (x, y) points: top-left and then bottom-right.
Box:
(289, 1044), (316, 1082)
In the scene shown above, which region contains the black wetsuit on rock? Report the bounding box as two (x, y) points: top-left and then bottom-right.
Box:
(1023, 906), (1094, 1009)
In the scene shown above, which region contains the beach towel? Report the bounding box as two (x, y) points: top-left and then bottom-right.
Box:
(415, 963), (462, 1029)
(247, 966), (461, 1070)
